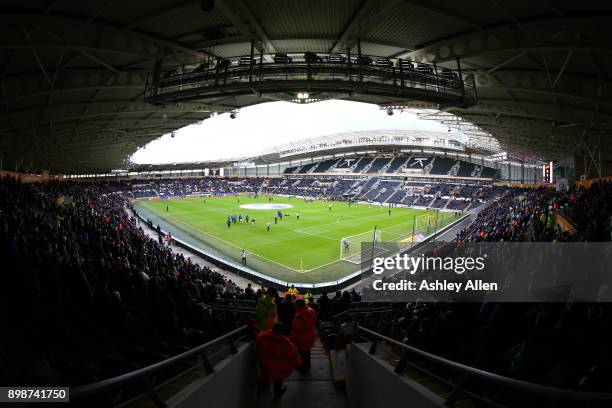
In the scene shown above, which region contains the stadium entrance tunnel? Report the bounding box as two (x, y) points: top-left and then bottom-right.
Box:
(70, 320), (612, 408)
(145, 51), (476, 109)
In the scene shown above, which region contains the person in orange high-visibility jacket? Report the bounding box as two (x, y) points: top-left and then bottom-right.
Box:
(256, 323), (302, 397)
(290, 298), (317, 372)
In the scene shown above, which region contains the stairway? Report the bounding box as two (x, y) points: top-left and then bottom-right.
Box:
(256, 336), (348, 408)
(375, 343), (478, 408)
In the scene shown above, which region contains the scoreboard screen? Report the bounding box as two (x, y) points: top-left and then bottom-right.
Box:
(543, 161), (554, 184)
(205, 168), (224, 176)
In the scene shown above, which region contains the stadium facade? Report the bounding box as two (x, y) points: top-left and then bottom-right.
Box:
(63, 130), (543, 184)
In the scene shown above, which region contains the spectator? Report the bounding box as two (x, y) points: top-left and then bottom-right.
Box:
(290, 299), (317, 372)
(255, 323), (302, 397)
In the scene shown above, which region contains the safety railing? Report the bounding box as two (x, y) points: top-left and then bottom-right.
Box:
(144, 51), (476, 107)
(71, 325), (252, 408)
(355, 325), (612, 407)
(333, 307), (397, 322)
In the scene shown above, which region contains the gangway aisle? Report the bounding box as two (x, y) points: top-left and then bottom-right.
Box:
(256, 336), (348, 408)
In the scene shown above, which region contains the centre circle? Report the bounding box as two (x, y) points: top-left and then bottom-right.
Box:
(239, 203), (293, 210)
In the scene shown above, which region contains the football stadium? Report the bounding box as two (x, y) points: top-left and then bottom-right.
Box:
(1, 1), (612, 408)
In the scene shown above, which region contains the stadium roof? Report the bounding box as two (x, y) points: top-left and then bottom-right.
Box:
(130, 129), (502, 171)
(0, 0), (610, 173)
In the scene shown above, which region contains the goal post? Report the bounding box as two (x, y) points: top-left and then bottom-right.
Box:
(414, 213), (433, 233)
(338, 212), (442, 264)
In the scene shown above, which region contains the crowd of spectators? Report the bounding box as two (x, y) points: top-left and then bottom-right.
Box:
(378, 180), (612, 394)
(6, 173), (608, 397)
(125, 176), (498, 209)
(458, 181), (612, 242)
(0, 176), (251, 387)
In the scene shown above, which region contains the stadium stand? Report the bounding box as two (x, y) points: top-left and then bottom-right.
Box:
(285, 155), (495, 177)
(0, 176), (252, 390)
(352, 157), (374, 173)
(429, 157), (457, 175)
(2, 2), (612, 407)
(312, 159), (339, 173)
(385, 156), (408, 173)
(458, 181), (612, 242)
(365, 157), (392, 173)
(2, 174), (606, 406)
(318, 180), (612, 406)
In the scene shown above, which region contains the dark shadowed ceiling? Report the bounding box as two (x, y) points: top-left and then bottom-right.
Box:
(0, 0), (611, 173)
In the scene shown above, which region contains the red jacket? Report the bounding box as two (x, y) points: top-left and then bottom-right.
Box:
(290, 306), (317, 350)
(256, 329), (302, 380)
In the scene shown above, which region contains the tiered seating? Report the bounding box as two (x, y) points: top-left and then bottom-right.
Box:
(386, 157), (408, 173)
(356, 178), (380, 199)
(428, 157), (456, 175)
(373, 181), (401, 202)
(330, 179), (357, 196)
(353, 157), (373, 173)
(413, 195), (433, 207)
(446, 199), (470, 210)
(430, 197), (448, 208)
(386, 190), (407, 204)
(284, 155), (497, 179)
(132, 186), (158, 198)
(296, 162), (318, 173)
(313, 159), (339, 173)
(455, 162), (476, 177)
(480, 167), (498, 178)
(0, 176), (250, 388)
(367, 158), (392, 173)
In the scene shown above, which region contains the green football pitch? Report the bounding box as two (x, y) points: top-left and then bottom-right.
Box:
(134, 196), (457, 284)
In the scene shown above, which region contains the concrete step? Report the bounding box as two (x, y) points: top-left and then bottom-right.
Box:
(256, 379), (348, 408)
(329, 348), (349, 384)
(257, 342), (347, 408)
(287, 351), (332, 382)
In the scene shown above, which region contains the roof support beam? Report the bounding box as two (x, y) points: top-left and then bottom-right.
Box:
(471, 69), (612, 111)
(0, 103), (220, 131)
(399, 16), (612, 62)
(0, 11), (204, 59)
(552, 50), (572, 89)
(330, 0), (385, 53)
(215, 0), (272, 53)
(125, 1), (196, 29)
(22, 29), (54, 87)
(78, 51), (119, 73)
(401, 0), (482, 30)
(232, 0), (276, 53)
(486, 50), (528, 74)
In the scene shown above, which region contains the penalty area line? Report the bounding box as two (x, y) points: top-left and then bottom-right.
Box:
(293, 228), (338, 241)
(157, 211), (327, 274)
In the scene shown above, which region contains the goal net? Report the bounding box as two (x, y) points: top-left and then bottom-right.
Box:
(340, 229), (386, 264)
(340, 214), (442, 264)
(412, 213), (434, 241)
(339, 213), (438, 264)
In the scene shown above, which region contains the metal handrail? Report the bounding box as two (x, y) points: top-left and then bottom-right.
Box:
(145, 51), (476, 106)
(211, 304), (257, 315)
(333, 307), (395, 321)
(355, 325), (612, 406)
(157, 52), (467, 82)
(71, 325), (251, 400)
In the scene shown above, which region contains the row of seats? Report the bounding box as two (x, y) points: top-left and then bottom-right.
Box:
(127, 176), (500, 209)
(284, 155), (497, 178)
(321, 181), (612, 401)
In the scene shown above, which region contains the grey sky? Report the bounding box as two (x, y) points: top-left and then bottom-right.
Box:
(130, 100), (448, 164)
